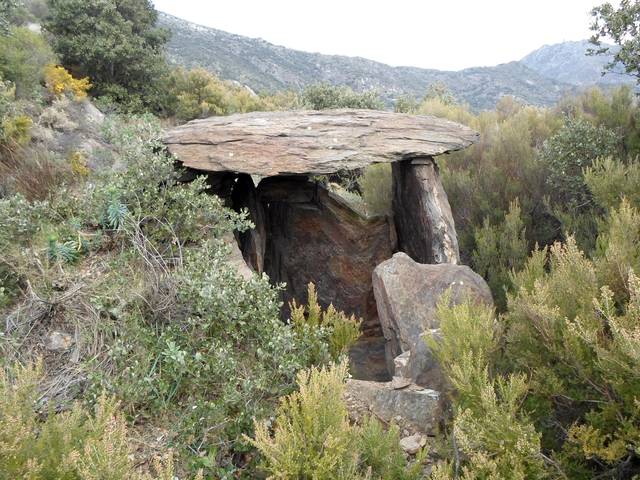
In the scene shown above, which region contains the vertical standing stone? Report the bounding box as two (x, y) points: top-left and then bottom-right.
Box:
(231, 174), (266, 273)
(392, 157), (460, 264)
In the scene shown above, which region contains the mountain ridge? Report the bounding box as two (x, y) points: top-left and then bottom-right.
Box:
(159, 12), (629, 110)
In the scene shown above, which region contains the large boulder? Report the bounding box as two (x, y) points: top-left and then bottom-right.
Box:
(373, 252), (492, 388)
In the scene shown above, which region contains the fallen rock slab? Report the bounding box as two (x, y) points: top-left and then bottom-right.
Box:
(345, 379), (441, 435)
(373, 252), (493, 387)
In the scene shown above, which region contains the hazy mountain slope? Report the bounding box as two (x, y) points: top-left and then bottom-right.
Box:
(520, 40), (633, 86)
(160, 12), (573, 110)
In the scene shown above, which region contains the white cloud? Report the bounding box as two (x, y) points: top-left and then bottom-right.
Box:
(152, 0), (598, 71)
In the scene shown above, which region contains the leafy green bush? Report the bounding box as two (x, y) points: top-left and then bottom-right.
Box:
(360, 163), (393, 216)
(165, 67), (273, 122)
(301, 83), (383, 110)
(252, 361), (424, 480)
(0, 26), (56, 98)
(472, 200), (528, 311)
(290, 282), (362, 364)
(585, 156), (640, 211)
(45, 0), (170, 112)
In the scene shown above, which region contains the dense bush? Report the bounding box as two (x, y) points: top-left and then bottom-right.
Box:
(301, 83), (383, 110)
(429, 196), (640, 479)
(252, 361), (425, 480)
(472, 200), (528, 311)
(163, 67), (288, 122)
(0, 112), (359, 477)
(43, 64), (91, 100)
(0, 362), (172, 480)
(45, 0), (170, 112)
(0, 26), (56, 98)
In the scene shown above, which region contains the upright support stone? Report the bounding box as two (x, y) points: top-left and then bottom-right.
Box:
(392, 157), (459, 264)
(231, 174), (266, 273)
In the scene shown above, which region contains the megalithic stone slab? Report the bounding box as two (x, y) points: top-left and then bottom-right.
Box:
(163, 109), (478, 177)
(231, 174), (266, 273)
(392, 157), (459, 264)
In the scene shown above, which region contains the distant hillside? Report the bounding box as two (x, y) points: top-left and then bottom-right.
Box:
(520, 40), (633, 87)
(159, 13), (606, 110)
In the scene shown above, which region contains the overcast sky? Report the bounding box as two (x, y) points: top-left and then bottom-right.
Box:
(152, 0), (602, 71)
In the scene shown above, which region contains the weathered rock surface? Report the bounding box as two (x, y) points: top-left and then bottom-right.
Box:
(349, 335), (390, 382)
(163, 109), (478, 176)
(46, 331), (74, 351)
(262, 177), (396, 336)
(231, 174), (266, 273)
(223, 233), (253, 281)
(345, 379), (440, 435)
(373, 252), (493, 387)
(393, 158), (459, 264)
(399, 434), (428, 455)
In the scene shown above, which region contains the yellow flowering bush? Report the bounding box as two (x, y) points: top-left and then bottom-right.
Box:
(44, 64), (91, 100)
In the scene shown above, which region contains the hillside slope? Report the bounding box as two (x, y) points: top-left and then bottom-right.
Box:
(159, 13), (573, 110)
(520, 40), (633, 87)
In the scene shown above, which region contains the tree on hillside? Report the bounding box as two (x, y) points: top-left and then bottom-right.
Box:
(44, 0), (170, 111)
(0, 0), (19, 33)
(0, 26), (56, 98)
(589, 0), (640, 82)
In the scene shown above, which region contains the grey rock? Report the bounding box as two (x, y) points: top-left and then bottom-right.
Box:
(392, 157), (459, 265)
(163, 109), (477, 177)
(345, 379), (440, 435)
(399, 433), (428, 455)
(46, 331), (74, 351)
(373, 252), (493, 388)
(391, 375), (412, 390)
(393, 351), (411, 378)
(223, 233), (253, 281)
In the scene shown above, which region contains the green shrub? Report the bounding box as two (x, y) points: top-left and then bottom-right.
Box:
(0, 362), (140, 480)
(426, 296), (547, 480)
(301, 83), (383, 110)
(1, 113), (32, 145)
(472, 200), (529, 311)
(360, 163), (393, 216)
(290, 282), (362, 364)
(252, 361), (424, 480)
(539, 115), (621, 253)
(429, 195), (640, 478)
(594, 198), (640, 306)
(0, 26), (56, 98)
(45, 0), (170, 112)
(585, 156), (640, 211)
